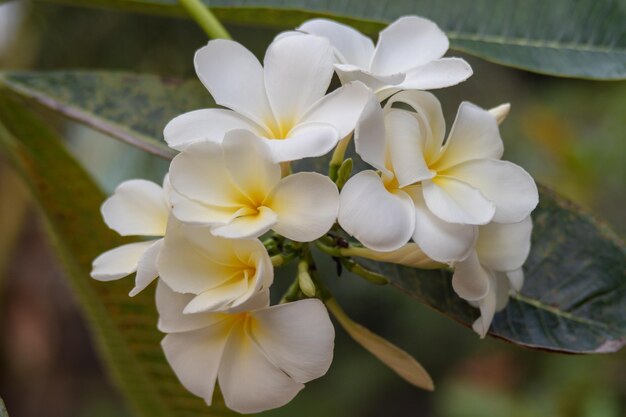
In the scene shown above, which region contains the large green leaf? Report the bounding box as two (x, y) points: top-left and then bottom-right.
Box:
(365, 186), (626, 354)
(34, 0), (626, 79)
(0, 71), (214, 159)
(0, 95), (236, 417)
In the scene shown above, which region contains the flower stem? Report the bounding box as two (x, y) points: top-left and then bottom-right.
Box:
(178, 0), (232, 40)
(328, 135), (352, 181)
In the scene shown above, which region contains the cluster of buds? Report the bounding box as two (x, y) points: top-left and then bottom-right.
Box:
(91, 16), (537, 414)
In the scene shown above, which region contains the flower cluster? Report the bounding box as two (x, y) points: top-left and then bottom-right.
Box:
(91, 15), (538, 414)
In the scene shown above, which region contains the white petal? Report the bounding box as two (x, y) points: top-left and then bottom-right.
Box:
(161, 322), (231, 405)
(444, 159), (538, 223)
(385, 109), (433, 187)
(226, 289), (271, 313)
(338, 171), (414, 252)
(395, 58), (473, 90)
(210, 206), (278, 239)
(299, 81), (373, 139)
(264, 35), (334, 124)
(386, 90), (446, 158)
(472, 280), (497, 338)
(268, 172), (339, 242)
(184, 278), (250, 314)
(476, 216), (533, 271)
(163, 109), (266, 151)
(169, 141), (241, 208)
(422, 178), (495, 225)
(156, 280), (228, 333)
(354, 91), (387, 173)
(507, 268), (525, 293)
(194, 40), (273, 126)
(298, 18), (375, 67)
(251, 299), (334, 383)
(494, 272), (512, 311)
(263, 123), (339, 162)
(101, 179), (168, 236)
(408, 189), (477, 263)
(170, 189), (238, 226)
(129, 238), (163, 296)
(370, 16), (449, 75)
(452, 251), (491, 301)
(334, 63), (404, 93)
(157, 223), (249, 295)
(221, 129), (281, 199)
(218, 324), (304, 414)
(91, 241), (154, 281)
(434, 102), (503, 171)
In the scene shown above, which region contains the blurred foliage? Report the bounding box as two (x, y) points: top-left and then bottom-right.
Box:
(22, 0), (626, 79)
(0, 2), (624, 417)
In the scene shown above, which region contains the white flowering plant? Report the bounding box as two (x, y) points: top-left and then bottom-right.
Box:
(0, 1), (623, 416)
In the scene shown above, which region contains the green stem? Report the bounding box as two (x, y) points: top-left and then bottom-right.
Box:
(297, 258), (316, 297)
(178, 0), (232, 40)
(329, 135), (352, 181)
(279, 278), (301, 304)
(340, 258), (389, 285)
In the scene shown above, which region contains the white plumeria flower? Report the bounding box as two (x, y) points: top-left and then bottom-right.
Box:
(164, 34), (374, 162)
(91, 176), (171, 296)
(339, 90), (538, 261)
(157, 221), (273, 314)
(169, 129), (340, 241)
(453, 216), (532, 337)
(156, 281), (334, 414)
(296, 16), (472, 100)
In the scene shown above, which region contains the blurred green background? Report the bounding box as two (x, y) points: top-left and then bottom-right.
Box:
(0, 1), (624, 416)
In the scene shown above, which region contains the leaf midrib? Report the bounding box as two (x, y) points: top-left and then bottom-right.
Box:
(448, 32), (625, 54)
(512, 292), (612, 330)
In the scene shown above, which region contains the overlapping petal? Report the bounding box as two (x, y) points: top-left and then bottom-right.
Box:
(338, 171), (415, 252)
(370, 16), (449, 75)
(91, 240), (155, 281)
(268, 172), (339, 242)
(299, 81), (374, 139)
(422, 178), (495, 225)
(263, 122), (339, 163)
(385, 90), (446, 159)
(169, 141), (242, 209)
(385, 109), (433, 187)
(163, 108), (266, 151)
(393, 58), (473, 91)
(250, 299), (334, 384)
(101, 179), (169, 236)
(476, 216), (533, 272)
(157, 222), (272, 312)
(264, 35), (334, 125)
(433, 102), (503, 171)
(129, 238), (163, 296)
(451, 251), (491, 302)
(444, 160), (538, 223)
(298, 18), (375, 67)
(408, 189), (477, 263)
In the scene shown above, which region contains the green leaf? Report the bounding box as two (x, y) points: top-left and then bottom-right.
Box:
(0, 95), (237, 417)
(364, 186), (626, 354)
(35, 0), (626, 79)
(0, 71), (217, 160)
